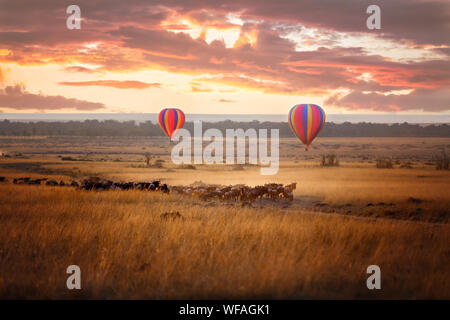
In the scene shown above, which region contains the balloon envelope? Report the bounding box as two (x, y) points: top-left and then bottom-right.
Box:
(288, 104), (326, 147)
(159, 108), (185, 139)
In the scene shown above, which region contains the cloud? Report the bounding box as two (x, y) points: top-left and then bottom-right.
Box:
(218, 98), (236, 103)
(58, 80), (162, 89)
(326, 88), (450, 112)
(64, 66), (99, 74)
(190, 81), (214, 92)
(0, 1), (449, 112)
(0, 84), (105, 111)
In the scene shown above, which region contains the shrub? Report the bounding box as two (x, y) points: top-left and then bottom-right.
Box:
(399, 162), (413, 169)
(376, 159), (393, 169)
(320, 154), (339, 167)
(179, 164), (196, 170)
(232, 164), (245, 171)
(434, 150), (449, 170)
(153, 159), (165, 168)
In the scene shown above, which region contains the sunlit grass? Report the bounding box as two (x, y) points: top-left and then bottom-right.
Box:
(0, 184), (448, 299)
(0, 136), (449, 298)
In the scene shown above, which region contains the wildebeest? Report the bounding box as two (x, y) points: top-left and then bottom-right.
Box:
(12, 177), (43, 185)
(46, 180), (58, 186)
(170, 182), (296, 203)
(71, 180), (79, 187)
(5, 174), (296, 204)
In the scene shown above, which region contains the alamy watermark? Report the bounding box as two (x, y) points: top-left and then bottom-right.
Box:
(66, 4), (381, 30)
(170, 121), (279, 175)
(366, 5), (381, 30)
(366, 265), (381, 290)
(66, 265), (81, 290)
(66, 5), (81, 30)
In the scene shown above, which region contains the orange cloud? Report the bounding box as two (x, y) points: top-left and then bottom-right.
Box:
(209, 56), (225, 64)
(145, 50), (196, 60)
(58, 80), (162, 89)
(190, 82), (213, 92)
(196, 76), (327, 96)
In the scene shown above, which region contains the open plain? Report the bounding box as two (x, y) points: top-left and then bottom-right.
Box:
(0, 136), (449, 298)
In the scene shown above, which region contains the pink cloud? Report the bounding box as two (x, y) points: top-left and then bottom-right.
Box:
(326, 88), (450, 112)
(0, 1), (448, 112)
(0, 84), (105, 111)
(63, 66), (99, 74)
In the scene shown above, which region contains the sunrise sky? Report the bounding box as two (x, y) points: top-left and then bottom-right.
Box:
(0, 0), (449, 114)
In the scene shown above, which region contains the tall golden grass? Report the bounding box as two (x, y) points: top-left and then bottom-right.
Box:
(0, 184), (448, 299)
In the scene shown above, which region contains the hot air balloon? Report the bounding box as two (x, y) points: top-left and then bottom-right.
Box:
(288, 104), (326, 150)
(158, 108), (185, 140)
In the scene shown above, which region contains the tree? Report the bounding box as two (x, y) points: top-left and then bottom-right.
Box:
(144, 153), (152, 167)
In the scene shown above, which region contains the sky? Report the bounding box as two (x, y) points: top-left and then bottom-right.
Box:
(0, 0), (449, 115)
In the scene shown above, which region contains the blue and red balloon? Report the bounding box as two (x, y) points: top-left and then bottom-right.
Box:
(288, 104), (326, 149)
(158, 108), (185, 140)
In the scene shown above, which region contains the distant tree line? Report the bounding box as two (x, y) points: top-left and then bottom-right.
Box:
(0, 119), (448, 137)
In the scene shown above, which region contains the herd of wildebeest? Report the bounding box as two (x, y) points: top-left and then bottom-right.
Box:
(0, 176), (297, 203)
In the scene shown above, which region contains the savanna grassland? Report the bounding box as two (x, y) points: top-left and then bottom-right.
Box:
(0, 136), (449, 299)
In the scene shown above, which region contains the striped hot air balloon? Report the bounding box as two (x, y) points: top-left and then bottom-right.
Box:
(288, 104), (326, 150)
(158, 108), (185, 140)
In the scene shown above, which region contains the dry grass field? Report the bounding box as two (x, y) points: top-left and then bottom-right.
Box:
(0, 136), (449, 298)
